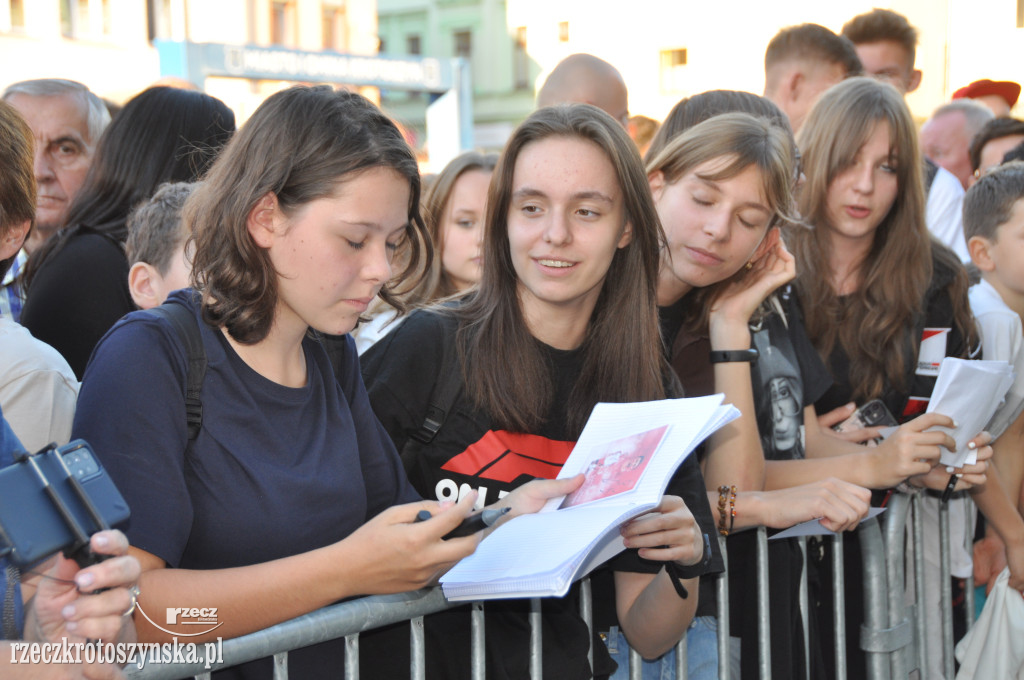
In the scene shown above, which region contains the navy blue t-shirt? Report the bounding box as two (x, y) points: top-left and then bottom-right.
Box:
(72, 290), (417, 677)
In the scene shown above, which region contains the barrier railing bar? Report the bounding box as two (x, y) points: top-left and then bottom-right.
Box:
(832, 533), (847, 680)
(798, 536), (809, 680)
(127, 587), (456, 679)
(529, 597), (542, 680)
(717, 535), (730, 680)
(939, 501), (954, 678)
(962, 502), (976, 635)
(859, 518), (888, 680)
(755, 527), (771, 680)
(911, 493), (927, 674)
(883, 493), (910, 679)
(410, 615), (425, 680)
(345, 634), (358, 680)
(272, 652), (288, 680)
(126, 497), (982, 680)
(471, 601), (485, 680)
(964, 574), (975, 633)
(629, 648), (642, 680)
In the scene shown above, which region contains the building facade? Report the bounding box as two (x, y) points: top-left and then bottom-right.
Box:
(0, 0), (379, 121)
(0, 0), (1020, 154)
(378, 0), (1024, 151)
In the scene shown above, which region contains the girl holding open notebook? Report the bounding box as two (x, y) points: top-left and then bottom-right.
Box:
(361, 104), (720, 679)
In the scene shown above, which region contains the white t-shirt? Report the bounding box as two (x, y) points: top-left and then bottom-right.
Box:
(926, 166), (970, 263)
(970, 278), (1024, 438)
(351, 304), (404, 355)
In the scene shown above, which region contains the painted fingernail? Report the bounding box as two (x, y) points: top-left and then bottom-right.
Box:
(93, 533), (109, 548)
(968, 441), (977, 450)
(65, 621), (77, 632)
(62, 604), (75, 619)
(75, 572), (94, 589)
(946, 466), (955, 473)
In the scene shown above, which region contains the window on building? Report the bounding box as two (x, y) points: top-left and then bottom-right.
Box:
(322, 2), (347, 51)
(8, 0), (25, 28)
(405, 34), (423, 98)
(78, 0), (89, 33)
(514, 26), (529, 90)
(454, 29), (471, 59)
(147, 0), (172, 41)
(60, 0), (73, 35)
(102, 0), (112, 34)
(558, 21), (569, 42)
(659, 48), (688, 92)
(270, 1), (296, 46)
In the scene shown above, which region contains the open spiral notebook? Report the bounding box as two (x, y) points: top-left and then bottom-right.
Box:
(440, 395), (738, 601)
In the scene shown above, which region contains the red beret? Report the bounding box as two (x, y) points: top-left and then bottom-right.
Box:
(952, 79), (1021, 108)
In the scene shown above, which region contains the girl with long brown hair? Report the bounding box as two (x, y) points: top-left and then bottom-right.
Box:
(361, 104), (719, 679)
(788, 76), (990, 679)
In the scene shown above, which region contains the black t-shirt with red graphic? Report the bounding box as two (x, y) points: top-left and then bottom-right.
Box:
(360, 306), (720, 680)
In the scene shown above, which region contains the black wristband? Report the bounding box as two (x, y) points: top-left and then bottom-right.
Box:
(664, 533), (713, 599)
(709, 348), (758, 364)
(664, 562), (690, 599)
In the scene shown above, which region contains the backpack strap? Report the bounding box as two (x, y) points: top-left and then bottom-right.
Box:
(324, 312), (463, 449)
(145, 301), (206, 441)
(409, 331), (461, 444)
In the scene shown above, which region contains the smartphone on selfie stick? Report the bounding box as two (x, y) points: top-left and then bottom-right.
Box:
(0, 440), (130, 569)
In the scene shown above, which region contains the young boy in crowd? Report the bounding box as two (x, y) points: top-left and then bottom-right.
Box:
(964, 161), (1024, 593)
(125, 181), (196, 310)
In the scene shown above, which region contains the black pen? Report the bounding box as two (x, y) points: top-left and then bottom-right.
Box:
(941, 471), (961, 502)
(416, 507), (511, 539)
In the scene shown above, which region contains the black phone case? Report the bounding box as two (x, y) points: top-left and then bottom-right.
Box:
(0, 440), (130, 568)
(858, 399), (898, 428)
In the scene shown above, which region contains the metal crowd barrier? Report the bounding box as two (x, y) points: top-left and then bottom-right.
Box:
(128, 491), (975, 680)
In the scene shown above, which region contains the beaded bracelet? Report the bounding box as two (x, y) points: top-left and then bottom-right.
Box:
(728, 485), (737, 534)
(717, 485), (730, 536)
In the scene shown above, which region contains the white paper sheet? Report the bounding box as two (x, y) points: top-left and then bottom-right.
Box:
(924, 358), (1014, 467)
(769, 507), (886, 540)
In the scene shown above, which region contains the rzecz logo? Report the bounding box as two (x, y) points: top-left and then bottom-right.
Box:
(135, 605), (224, 636)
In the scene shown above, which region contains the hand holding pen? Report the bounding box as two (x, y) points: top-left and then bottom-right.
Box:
(904, 431), (993, 500)
(940, 432), (994, 501)
(416, 506), (511, 539)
